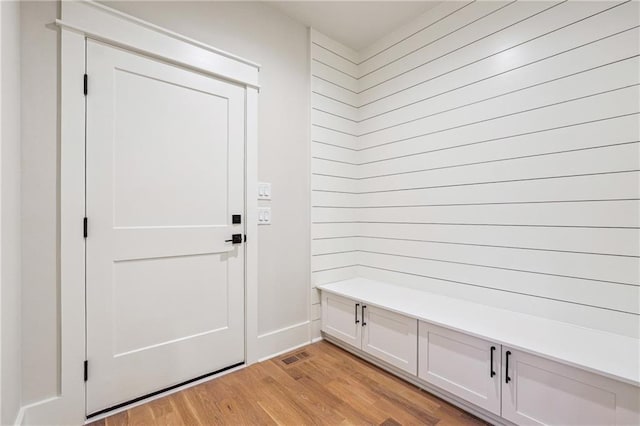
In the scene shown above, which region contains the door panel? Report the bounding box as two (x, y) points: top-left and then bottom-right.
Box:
(112, 254), (229, 356)
(362, 306), (417, 374)
(502, 347), (640, 425)
(111, 68), (229, 228)
(418, 322), (500, 415)
(86, 40), (245, 414)
(321, 293), (361, 347)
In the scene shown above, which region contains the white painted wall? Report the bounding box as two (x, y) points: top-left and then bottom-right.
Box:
(20, 1), (59, 406)
(1, 0), (23, 424)
(312, 1), (640, 338)
(20, 0), (310, 407)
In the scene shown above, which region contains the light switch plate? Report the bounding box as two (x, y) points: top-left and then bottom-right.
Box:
(258, 207), (271, 225)
(258, 182), (271, 200)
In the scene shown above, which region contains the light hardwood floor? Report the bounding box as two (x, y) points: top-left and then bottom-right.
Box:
(90, 340), (486, 425)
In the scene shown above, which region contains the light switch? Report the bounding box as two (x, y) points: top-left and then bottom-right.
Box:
(258, 207), (271, 225)
(258, 182), (271, 200)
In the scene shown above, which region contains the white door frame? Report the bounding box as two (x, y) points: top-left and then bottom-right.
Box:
(24, 2), (259, 424)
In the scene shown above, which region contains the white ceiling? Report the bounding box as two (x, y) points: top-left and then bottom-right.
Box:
(268, 1), (442, 51)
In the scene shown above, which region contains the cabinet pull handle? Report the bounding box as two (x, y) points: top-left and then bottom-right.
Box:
(362, 305), (367, 326)
(505, 350), (512, 383)
(355, 303), (360, 324)
(490, 346), (496, 377)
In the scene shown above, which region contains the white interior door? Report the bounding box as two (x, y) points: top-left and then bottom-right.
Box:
(86, 40), (246, 415)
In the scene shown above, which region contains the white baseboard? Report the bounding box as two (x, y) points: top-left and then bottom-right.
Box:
(14, 396), (63, 426)
(256, 321), (311, 361)
(257, 341), (313, 363)
(13, 405), (26, 426)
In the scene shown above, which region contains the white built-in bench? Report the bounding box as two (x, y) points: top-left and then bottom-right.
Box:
(319, 278), (640, 425)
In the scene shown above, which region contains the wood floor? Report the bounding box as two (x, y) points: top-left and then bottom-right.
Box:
(91, 341), (486, 425)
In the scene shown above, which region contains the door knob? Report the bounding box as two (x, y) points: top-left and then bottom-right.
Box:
(225, 234), (243, 244)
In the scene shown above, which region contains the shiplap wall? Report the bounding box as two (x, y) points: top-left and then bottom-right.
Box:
(310, 30), (360, 339)
(311, 0), (640, 339)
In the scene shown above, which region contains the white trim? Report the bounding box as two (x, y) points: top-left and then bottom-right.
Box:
(23, 2), (260, 423)
(22, 27), (89, 426)
(55, 1), (260, 89)
(257, 337), (313, 363)
(245, 87), (259, 365)
(257, 321), (311, 361)
(13, 406), (26, 426)
(71, 0), (260, 69)
(258, 320), (310, 338)
(12, 396), (58, 426)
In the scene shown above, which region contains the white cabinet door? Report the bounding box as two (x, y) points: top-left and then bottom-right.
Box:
(362, 305), (418, 374)
(322, 293), (361, 348)
(502, 347), (640, 425)
(418, 322), (500, 415)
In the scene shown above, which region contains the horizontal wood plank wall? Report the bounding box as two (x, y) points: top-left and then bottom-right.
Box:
(310, 0), (640, 339)
(310, 30), (360, 339)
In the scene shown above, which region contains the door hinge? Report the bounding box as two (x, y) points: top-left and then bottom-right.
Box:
(83, 217), (88, 238)
(83, 74), (88, 96)
(244, 234), (247, 243)
(84, 360), (88, 382)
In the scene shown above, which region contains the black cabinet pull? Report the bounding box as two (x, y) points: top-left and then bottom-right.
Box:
(362, 305), (367, 326)
(490, 346), (496, 378)
(355, 303), (360, 324)
(505, 350), (512, 383)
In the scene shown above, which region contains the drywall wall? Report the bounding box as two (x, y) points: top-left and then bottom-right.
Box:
(312, 0), (640, 338)
(1, 0), (23, 424)
(20, 0), (59, 406)
(20, 0), (310, 407)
